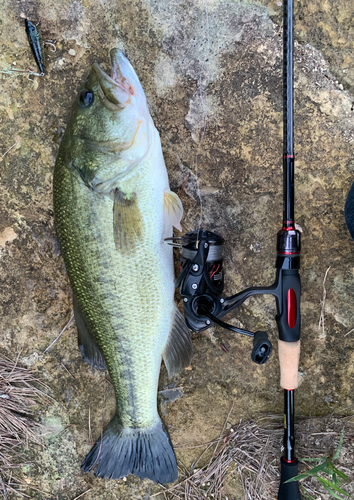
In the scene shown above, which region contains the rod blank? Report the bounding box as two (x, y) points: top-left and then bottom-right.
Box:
(283, 0), (295, 227)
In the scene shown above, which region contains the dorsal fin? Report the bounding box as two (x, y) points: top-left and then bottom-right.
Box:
(163, 190), (183, 231)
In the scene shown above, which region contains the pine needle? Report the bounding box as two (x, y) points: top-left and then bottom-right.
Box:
(0, 355), (47, 498)
(152, 414), (354, 500)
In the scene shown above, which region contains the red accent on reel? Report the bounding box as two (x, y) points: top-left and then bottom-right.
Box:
(210, 264), (220, 279)
(277, 251), (300, 255)
(287, 288), (297, 328)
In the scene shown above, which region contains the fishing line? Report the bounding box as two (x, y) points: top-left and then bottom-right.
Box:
(194, 0), (210, 232)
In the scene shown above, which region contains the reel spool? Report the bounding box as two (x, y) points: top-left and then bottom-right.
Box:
(166, 230), (273, 365)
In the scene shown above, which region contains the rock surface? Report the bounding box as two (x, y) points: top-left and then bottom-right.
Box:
(0, 0), (353, 498)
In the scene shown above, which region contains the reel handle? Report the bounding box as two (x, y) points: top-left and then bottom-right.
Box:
(251, 331), (272, 365)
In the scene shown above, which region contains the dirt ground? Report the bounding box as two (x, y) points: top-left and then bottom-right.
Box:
(0, 0), (354, 498)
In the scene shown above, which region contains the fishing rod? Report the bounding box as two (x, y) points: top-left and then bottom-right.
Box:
(167, 0), (301, 497)
(277, 0), (301, 497)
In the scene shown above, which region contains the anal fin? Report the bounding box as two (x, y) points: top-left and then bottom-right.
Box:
(73, 299), (107, 370)
(162, 307), (193, 378)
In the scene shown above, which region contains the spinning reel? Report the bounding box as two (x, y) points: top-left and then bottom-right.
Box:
(166, 230), (275, 365)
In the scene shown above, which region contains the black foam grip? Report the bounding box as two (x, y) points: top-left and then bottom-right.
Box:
(278, 458), (301, 500)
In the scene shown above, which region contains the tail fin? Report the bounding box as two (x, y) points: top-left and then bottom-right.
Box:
(81, 415), (178, 484)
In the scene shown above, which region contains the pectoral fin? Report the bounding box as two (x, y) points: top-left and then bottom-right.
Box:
(162, 307), (193, 378)
(163, 190), (183, 231)
(73, 299), (107, 370)
(113, 189), (142, 251)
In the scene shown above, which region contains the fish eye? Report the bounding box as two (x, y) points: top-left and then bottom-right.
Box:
(79, 89), (94, 108)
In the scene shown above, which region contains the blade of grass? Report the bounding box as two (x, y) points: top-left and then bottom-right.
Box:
(328, 463), (349, 482)
(320, 480), (349, 499)
(333, 429), (345, 460)
(317, 477), (350, 496)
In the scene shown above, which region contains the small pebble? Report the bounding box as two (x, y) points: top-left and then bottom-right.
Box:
(122, 477), (127, 482)
(13, 61), (16, 65)
(339, 83), (343, 90)
(68, 49), (76, 56)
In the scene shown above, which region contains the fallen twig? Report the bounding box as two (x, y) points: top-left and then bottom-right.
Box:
(0, 66), (43, 78)
(344, 327), (354, 337)
(72, 489), (93, 500)
(88, 403), (93, 444)
(60, 361), (75, 379)
(1, 142), (17, 160)
(318, 266), (331, 337)
(43, 312), (74, 353)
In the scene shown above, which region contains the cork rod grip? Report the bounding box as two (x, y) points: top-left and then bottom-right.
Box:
(278, 340), (300, 390)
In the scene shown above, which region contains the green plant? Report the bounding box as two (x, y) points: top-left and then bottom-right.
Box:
(285, 429), (350, 499)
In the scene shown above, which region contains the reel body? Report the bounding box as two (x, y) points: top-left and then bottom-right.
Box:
(171, 230), (275, 365)
(177, 230), (224, 333)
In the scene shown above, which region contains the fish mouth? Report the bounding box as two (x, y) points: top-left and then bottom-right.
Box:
(92, 50), (135, 107)
(110, 49), (136, 96)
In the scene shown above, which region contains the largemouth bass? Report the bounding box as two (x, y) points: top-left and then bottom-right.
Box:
(53, 49), (193, 483)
